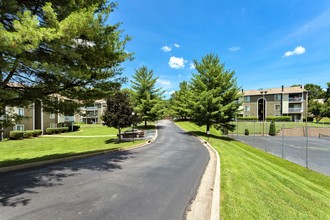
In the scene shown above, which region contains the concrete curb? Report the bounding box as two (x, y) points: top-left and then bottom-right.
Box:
(174, 123), (220, 220)
(0, 128), (158, 174)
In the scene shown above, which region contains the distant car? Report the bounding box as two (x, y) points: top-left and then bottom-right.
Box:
(120, 129), (144, 138)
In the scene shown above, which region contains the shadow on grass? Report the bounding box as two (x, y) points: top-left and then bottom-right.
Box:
(0, 150), (134, 207)
(186, 131), (235, 142)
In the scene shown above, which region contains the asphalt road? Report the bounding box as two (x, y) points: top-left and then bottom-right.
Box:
(0, 120), (209, 220)
(231, 135), (330, 176)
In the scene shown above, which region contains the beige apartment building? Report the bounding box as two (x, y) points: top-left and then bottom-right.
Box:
(3, 100), (73, 137)
(240, 86), (307, 121)
(77, 100), (107, 124)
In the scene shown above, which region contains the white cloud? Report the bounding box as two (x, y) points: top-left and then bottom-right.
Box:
(168, 56), (186, 69)
(157, 79), (171, 86)
(174, 43), (180, 48)
(189, 62), (195, 69)
(178, 74), (182, 77)
(229, 46), (241, 52)
(164, 90), (176, 96)
(283, 46), (306, 57)
(161, 45), (172, 52)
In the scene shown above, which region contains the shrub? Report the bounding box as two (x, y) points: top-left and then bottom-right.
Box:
(23, 130), (34, 139)
(266, 116), (291, 122)
(9, 131), (25, 140)
(46, 127), (69, 135)
(303, 116), (314, 122)
(244, 129), (249, 135)
(32, 130), (42, 137)
(269, 120), (276, 136)
(72, 124), (80, 132)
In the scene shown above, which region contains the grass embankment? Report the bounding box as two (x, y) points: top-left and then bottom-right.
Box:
(0, 124), (152, 168)
(176, 121), (330, 220)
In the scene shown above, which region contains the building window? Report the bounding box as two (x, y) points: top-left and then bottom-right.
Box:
(50, 123), (56, 128)
(244, 105), (250, 111)
(275, 104), (281, 111)
(50, 113), (55, 119)
(244, 96), (250, 102)
(14, 124), (24, 131)
(274, 94), (281, 101)
(17, 108), (24, 116)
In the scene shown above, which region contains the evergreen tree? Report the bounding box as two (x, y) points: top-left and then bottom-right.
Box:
(102, 90), (137, 142)
(269, 120), (276, 136)
(171, 81), (193, 120)
(0, 1), (131, 121)
(190, 53), (241, 134)
(131, 66), (164, 127)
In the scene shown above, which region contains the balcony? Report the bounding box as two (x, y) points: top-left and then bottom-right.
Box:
(288, 108), (302, 113)
(288, 97), (302, 102)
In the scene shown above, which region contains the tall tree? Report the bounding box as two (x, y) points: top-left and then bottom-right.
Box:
(190, 53), (241, 134)
(321, 82), (330, 119)
(102, 90), (136, 142)
(171, 81), (193, 120)
(131, 66), (163, 127)
(0, 1), (131, 122)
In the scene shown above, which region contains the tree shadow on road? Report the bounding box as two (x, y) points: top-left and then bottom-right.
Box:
(180, 130), (235, 142)
(0, 150), (134, 207)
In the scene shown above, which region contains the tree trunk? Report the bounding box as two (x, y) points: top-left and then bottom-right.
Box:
(206, 124), (210, 133)
(144, 120), (147, 128)
(118, 127), (121, 142)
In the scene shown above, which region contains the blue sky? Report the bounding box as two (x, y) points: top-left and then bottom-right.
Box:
(110, 0), (330, 97)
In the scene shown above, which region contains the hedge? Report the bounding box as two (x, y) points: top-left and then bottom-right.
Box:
(9, 130), (43, 140)
(9, 131), (25, 140)
(46, 127), (69, 135)
(266, 116), (291, 122)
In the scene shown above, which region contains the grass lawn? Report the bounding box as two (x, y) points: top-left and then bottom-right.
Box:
(228, 121), (330, 135)
(0, 123), (154, 168)
(176, 121), (330, 220)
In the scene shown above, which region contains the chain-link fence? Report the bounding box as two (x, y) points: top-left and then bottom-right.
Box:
(227, 121), (330, 176)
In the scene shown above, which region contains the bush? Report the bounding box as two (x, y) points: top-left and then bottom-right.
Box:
(244, 129), (249, 136)
(32, 130), (42, 137)
(266, 116), (291, 122)
(72, 124), (80, 132)
(23, 130), (35, 139)
(9, 131), (25, 140)
(46, 127), (69, 135)
(269, 120), (276, 136)
(303, 116), (314, 122)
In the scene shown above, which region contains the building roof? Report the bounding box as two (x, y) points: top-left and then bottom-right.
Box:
(242, 86), (306, 96)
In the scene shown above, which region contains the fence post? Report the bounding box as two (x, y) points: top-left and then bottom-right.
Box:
(281, 124), (284, 158)
(305, 125), (309, 168)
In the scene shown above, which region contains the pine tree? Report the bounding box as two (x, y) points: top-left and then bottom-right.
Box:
(190, 53), (241, 134)
(171, 81), (193, 120)
(0, 1), (131, 121)
(131, 66), (164, 127)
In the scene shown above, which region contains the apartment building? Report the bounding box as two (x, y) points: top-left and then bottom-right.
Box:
(76, 100), (107, 124)
(2, 100), (73, 137)
(240, 86), (307, 121)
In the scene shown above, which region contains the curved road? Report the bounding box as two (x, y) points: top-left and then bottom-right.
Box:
(0, 120), (209, 220)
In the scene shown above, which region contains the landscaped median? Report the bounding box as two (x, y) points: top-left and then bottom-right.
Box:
(0, 124), (154, 171)
(175, 121), (330, 220)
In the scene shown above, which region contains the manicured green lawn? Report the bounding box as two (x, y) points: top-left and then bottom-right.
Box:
(228, 121), (330, 135)
(0, 123), (153, 168)
(176, 121), (330, 220)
